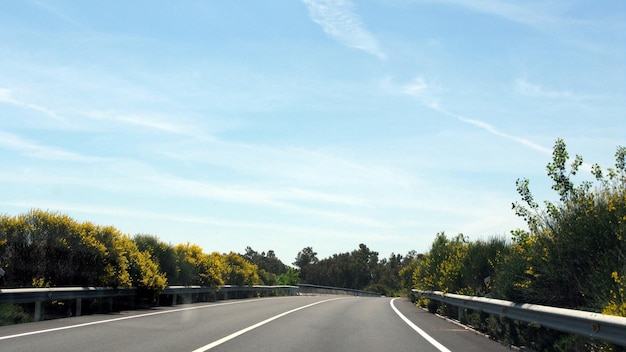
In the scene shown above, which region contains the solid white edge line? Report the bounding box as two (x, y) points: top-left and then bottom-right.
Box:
(390, 298), (452, 352)
(0, 297), (277, 341)
(191, 297), (344, 352)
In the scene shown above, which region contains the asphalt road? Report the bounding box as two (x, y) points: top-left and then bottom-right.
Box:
(0, 296), (514, 352)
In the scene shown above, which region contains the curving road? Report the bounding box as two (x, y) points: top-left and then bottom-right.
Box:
(0, 296), (513, 351)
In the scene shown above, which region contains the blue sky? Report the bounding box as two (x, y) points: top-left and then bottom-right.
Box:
(1, 0), (624, 263)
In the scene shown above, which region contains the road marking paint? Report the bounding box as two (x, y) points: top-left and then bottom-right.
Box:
(390, 298), (452, 352)
(0, 297), (278, 341)
(191, 297), (344, 352)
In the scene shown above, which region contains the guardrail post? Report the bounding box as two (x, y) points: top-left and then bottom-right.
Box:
(172, 294), (177, 305)
(34, 301), (42, 321)
(76, 298), (82, 317)
(458, 306), (463, 321)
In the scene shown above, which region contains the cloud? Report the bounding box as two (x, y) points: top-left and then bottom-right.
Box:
(430, 104), (552, 155)
(156, 135), (412, 190)
(146, 171), (388, 227)
(24, 0), (83, 28)
(0, 84), (226, 139)
(399, 76), (441, 109)
(424, 0), (563, 28)
(0, 199), (291, 231)
(83, 110), (215, 140)
(396, 77), (552, 155)
(454, 115), (552, 155)
(402, 77), (429, 96)
(0, 131), (101, 162)
(0, 88), (66, 121)
(514, 78), (596, 100)
(302, 0), (385, 59)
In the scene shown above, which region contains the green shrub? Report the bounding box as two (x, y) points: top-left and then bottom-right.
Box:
(0, 304), (32, 326)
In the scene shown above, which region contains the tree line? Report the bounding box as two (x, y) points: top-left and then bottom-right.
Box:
(293, 244), (417, 296)
(403, 140), (626, 351)
(0, 206), (414, 298)
(0, 211), (300, 293)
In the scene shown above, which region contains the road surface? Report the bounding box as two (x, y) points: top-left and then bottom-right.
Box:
(0, 296), (514, 351)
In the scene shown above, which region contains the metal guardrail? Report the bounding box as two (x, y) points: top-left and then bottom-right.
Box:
(0, 287), (136, 304)
(0, 285), (299, 322)
(0, 284), (376, 323)
(298, 284), (381, 297)
(0, 287), (137, 321)
(412, 289), (626, 347)
(160, 285), (299, 304)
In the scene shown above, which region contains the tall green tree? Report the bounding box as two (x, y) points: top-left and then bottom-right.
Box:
(294, 244), (383, 291)
(276, 267), (300, 286)
(242, 246), (288, 284)
(503, 140), (626, 313)
(294, 246), (318, 283)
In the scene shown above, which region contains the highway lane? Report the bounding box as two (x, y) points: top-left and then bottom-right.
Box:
(0, 296), (513, 351)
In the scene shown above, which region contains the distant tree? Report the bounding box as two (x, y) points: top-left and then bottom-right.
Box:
(294, 246), (319, 283)
(295, 244), (383, 291)
(349, 244), (379, 290)
(293, 246), (318, 268)
(219, 252), (259, 286)
(412, 232), (468, 293)
(398, 255), (421, 293)
(373, 253), (405, 295)
(134, 234), (177, 285)
(242, 246), (288, 278)
(276, 267), (300, 286)
(173, 243), (223, 287)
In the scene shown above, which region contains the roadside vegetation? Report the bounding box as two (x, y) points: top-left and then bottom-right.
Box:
(1, 139), (624, 351)
(0, 209), (414, 325)
(408, 139), (626, 351)
(0, 212), (266, 293)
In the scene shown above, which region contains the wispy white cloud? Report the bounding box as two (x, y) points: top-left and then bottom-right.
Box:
(0, 199), (391, 248)
(402, 77), (428, 96)
(0, 88), (66, 121)
(0, 131), (103, 162)
(399, 76), (441, 109)
(0, 147), (387, 227)
(418, 0), (618, 53)
(156, 136), (412, 189)
(301, 0), (385, 59)
(396, 76), (553, 155)
(423, 0), (564, 28)
(514, 78), (597, 100)
(454, 115), (552, 155)
(24, 0), (84, 28)
(147, 172), (388, 228)
(0, 199), (300, 232)
(0, 84), (216, 138)
(83, 110), (215, 140)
